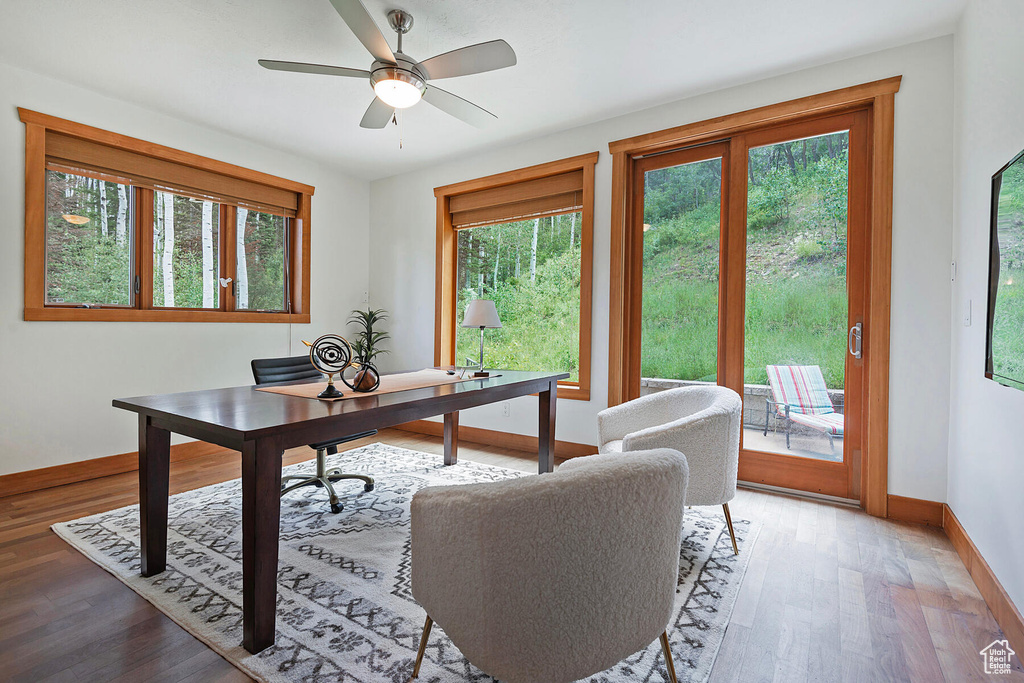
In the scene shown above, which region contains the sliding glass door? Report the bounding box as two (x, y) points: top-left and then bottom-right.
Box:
(634, 112), (869, 498)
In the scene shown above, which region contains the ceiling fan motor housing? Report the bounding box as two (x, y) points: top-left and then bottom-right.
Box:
(370, 56), (427, 98)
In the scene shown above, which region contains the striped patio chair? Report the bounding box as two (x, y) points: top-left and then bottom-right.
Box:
(763, 365), (844, 451)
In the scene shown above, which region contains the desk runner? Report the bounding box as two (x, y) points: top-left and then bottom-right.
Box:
(255, 368), (478, 400)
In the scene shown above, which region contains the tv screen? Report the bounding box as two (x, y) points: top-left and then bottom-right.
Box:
(986, 148), (1024, 391)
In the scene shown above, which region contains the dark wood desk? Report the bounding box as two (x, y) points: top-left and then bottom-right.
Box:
(112, 370), (567, 654)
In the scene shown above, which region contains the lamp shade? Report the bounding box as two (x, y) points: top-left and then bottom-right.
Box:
(461, 299), (502, 329)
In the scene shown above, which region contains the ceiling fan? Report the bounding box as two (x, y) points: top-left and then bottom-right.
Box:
(259, 0), (517, 129)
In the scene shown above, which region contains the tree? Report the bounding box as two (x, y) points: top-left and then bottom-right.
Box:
(236, 208), (249, 309)
(161, 193), (175, 305)
(530, 217), (539, 281)
(201, 200), (215, 308)
(115, 184), (127, 246)
(98, 181), (109, 238)
(492, 226), (502, 288)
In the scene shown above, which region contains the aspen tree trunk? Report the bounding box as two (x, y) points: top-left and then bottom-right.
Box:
(154, 194), (164, 304)
(492, 229), (502, 289)
(115, 185), (127, 246)
(515, 243), (521, 278)
(201, 201), (214, 308)
(236, 208), (249, 309)
(98, 181), (109, 238)
(478, 242), (485, 295)
(530, 217), (539, 282)
(161, 194), (175, 306)
(569, 212), (576, 249)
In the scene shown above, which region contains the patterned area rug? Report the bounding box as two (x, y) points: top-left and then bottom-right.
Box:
(52, 443), (760, 683)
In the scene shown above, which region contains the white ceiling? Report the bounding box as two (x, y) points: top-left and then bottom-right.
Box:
(0, 0), (965, 181)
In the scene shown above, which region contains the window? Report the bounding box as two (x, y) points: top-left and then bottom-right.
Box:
(435, 152), (598, 400)
(45, 170), (133, 307)
(22, 108), (313, 322)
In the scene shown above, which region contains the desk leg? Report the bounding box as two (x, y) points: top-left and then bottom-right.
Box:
(241, 437), (283, 654)
(444, 412), (459, 466)
(139, 415), (170, 577)
(539, 380), (557, 474)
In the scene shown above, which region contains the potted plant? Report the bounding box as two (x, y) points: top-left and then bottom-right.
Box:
(346, 308), (390, 391)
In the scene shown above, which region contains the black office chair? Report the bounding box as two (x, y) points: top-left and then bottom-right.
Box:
(251, 355), (376, 513)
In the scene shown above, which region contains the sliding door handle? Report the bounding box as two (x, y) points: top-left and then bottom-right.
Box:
(849, 323), (863, 359)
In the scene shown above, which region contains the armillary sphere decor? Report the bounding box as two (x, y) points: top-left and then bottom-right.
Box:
(302, 334), (381, 400)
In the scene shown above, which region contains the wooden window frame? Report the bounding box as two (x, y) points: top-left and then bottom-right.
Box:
(607, 77), (899, 517)
(21, 108), (314, 323)
(434, 152), (598, 401)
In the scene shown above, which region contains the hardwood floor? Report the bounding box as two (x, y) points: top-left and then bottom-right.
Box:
(1, 430), (1020, 682)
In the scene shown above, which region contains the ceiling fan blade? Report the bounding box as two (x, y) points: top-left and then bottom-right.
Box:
(417, 39), (517, 80)
(360, 97), (395, 129)
(258, 59), (370, 79)
(422, 86), (496, 127)
(329, 0), (396, 64)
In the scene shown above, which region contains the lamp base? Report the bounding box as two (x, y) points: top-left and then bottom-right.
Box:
(472, 370), (490, 378)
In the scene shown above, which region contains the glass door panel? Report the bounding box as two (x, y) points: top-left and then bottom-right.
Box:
(641, 155), (724, 384)
(743, 131), (850, 462)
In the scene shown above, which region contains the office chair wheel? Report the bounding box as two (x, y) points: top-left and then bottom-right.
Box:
(364, 482), (375, 492)
(330, 502), (343, 514)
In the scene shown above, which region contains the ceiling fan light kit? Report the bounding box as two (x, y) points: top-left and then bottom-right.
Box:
(371, 65), (424, 109)
(259, 0), (517, 129)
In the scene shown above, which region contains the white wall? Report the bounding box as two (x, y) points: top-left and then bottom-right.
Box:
(0, 62), (370, 476)
(948, 0), (1024, 620)
(369, 36), (955, 502)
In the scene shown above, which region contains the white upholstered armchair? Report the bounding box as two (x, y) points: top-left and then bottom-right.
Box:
(409, 449), (689, 683)
(598, 385), (743, 553)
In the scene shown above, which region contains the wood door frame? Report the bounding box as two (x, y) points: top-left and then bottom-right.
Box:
(607, 77), (900, 517)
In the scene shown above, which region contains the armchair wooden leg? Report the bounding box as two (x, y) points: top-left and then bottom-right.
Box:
(723, 503), (739, 555)
(410, 614), (434, 680)
(659, 630), (678, 683)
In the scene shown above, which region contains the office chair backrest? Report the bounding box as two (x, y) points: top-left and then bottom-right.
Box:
(251, 355), (321, 385)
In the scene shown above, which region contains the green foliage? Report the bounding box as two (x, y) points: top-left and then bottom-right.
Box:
(45, 170), (288, 311)
(748, 166), (794, 231)
(240, 210), (287, 311)
(640, 131), (852, 389)
(743, 275), (848, 387)
(992, 269), (1024, 385)
(991, 158), (1024, 385)
(795, 238), (824, 260)
(348, 308), (391, 365)
(44, 172), (132, 305)
(45, 230), (132, 305)
(808, 154), (849, 243)
(643, 159), (721, 224)
(456, 215), (581, 380)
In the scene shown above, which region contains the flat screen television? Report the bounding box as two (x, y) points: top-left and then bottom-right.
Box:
(986, 148), (1024, 391)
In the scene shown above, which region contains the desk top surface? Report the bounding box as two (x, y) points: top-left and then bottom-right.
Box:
(113, 370), (568, 440)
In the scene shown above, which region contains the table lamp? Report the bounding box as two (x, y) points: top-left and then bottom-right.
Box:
(462, 299), (502, 378)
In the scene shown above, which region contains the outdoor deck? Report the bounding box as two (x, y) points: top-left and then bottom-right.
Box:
(743, 425), (842, 462)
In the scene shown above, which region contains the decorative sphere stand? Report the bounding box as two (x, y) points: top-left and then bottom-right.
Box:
(303, 333), (380, 400)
